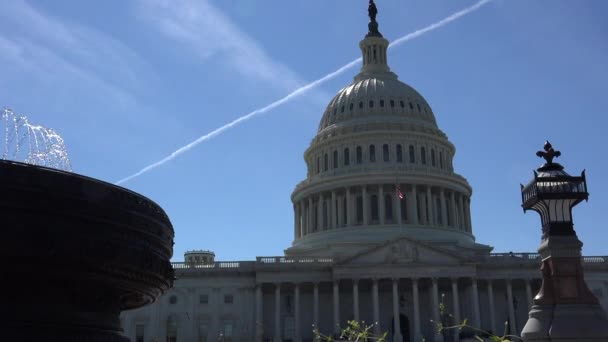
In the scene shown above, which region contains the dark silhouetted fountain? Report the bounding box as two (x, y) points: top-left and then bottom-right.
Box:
(0, 108), (174, 341)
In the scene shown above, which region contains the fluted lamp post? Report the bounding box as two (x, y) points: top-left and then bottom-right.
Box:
(520, 142), (608, 341)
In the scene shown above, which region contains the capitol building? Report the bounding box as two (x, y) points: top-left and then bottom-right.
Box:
(120, 6), (608, 342)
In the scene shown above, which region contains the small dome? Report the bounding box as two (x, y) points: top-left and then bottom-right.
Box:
(318, 76), (437, 133)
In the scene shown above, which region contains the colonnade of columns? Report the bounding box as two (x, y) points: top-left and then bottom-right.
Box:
(294, 184), (472, 239)
(255, 277), (537, 342)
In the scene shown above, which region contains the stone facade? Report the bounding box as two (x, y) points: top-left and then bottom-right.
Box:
(120, 11), (608, 342)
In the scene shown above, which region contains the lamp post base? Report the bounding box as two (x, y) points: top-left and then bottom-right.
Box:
(521, 304), (608, 342)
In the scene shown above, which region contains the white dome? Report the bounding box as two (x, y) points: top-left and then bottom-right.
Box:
(287, 20), (480, 258)
(318, 76), (438, 133)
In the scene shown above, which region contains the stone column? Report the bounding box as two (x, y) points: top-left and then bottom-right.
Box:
(411, 185), (419, 224)
(293, 203), (297, 239)
(525, 279), (533, 311)
(346, 188), (352, 227)
(506, 279), (516, 335)
(464, 197), (472, 232)
(440, 189), (447, 227)
(379, 185), (385, 225)
(255, 284), (264, 342)
(392, 279), (403, 342)
(471, 278), (481, 327)
(459, 195), (466, 231)
(431, 278), (443, 342)
(313, 283), (319, 334)
(331, 191), (337, 229)
(333, 281), (340, 335)
(451, 278), (461, 327)
(295, 283), (301, 342)
(274, 284), (282, 342)
(427, 186), (434, 225)
(395, 185), (403, 225)
(372, 279), (380, 336)
(412, 278), (421, 341)
(487, 280), (497, 335)
(362, 186), (369, 225)
(308, 197), (313, 233)
(189, 288), (197, 341)
(337, 194), (344, 228)
(353, 279), (360, 322)
(317, 195), (323, 230)
(420, 192), (428, 225)
(450, 192), (457, 228)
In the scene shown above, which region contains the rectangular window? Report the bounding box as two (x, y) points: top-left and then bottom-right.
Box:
(344, 148), (350, 166)
(409, 145), (415, 163)
(421, 147), (426, 165)
(284, 316), (296, 339)
(396, 144), (403, 163)
(356, 196), (363, 223)
(223, 320), (234, 342)
(199, 321), (210, 342)
(382, 144), (389, 162)
(224, 294), (234, 304)
(199, 294), (209, 304)
(135, 324), (144, 342)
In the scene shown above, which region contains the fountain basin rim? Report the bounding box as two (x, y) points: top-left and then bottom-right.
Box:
(0, 159), (168, 224)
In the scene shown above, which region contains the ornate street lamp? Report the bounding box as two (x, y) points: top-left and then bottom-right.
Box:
(520, 142), (608, 341)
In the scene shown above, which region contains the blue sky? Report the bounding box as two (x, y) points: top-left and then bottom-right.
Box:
(1, 0), (607, 261)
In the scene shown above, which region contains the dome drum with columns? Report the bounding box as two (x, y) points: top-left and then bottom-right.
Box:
(288, 16), (484, 258)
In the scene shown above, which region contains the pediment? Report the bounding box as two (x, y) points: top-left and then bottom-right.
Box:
(336, 236), (468, 266)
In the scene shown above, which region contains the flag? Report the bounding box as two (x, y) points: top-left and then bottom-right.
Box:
(396, 184), (404, 200)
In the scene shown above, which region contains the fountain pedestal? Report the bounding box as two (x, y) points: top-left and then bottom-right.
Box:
(0, 160), (174, 341)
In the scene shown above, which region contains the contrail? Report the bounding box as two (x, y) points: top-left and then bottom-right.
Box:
(116, 0), (493, 185)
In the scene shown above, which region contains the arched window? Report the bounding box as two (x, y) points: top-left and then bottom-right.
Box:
(400, 101), (405, 108)
(409, 102), (414, 110)
(390, 100), (395, 108)
(341, 106), (345, 113)
(350, 103), (354, 111)
(359, 101), (364, 109)
(431, 149), (436, 167)
(344, 148), (350, 166)
(369, 100), (374, 108)
(380, 100), (385, 107)
(316, 157), (320, 174)
(369, 145), (376, 162)
(421, 147), (427, 165)
(356, 196), (363, 223)
(333, 150), (338, 168)
(356, 146), (363, 164)
(439, 152), (444, 169)
(324, 153), (328, 171)
(385, 194), (393, 221)
(417, 103), (421, 112)
(382, 144), (389, 162)
(409, 145), (415, 163)
(396, 144), (403, 163)
(371, 195), (379, 221)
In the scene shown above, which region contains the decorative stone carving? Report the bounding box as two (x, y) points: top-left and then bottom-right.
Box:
(385, 241), (419, 263)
